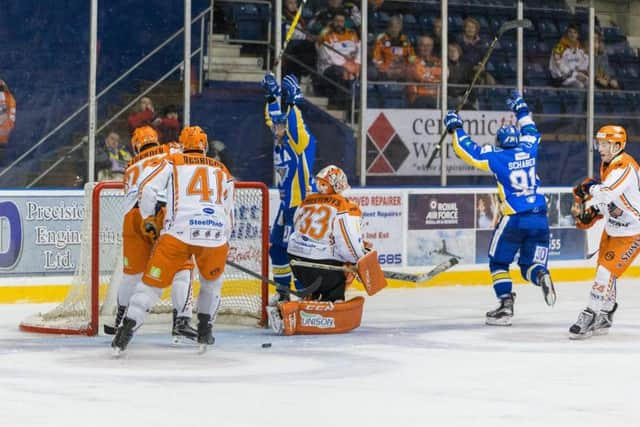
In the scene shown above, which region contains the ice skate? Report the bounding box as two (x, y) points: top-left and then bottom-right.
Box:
(104, 304), (126, 335)
(569, 308), (596, 339)
(268, 290), (290, 307)
(593, 303), (618, 336)
(196, 313), (215, 353)
(486, 292), (515, 326)
(172, 309), (198, 344)
(537, 271), (556, 307)
(111, 317), (136, 356)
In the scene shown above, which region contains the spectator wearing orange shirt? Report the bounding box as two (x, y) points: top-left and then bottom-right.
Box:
(371, 15), (415, 81)
(315, 10), (361, 108)
(406, 35), (442, 108)
(0, 79), (16, 151)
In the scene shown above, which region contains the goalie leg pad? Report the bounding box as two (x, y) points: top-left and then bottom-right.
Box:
(356, 250), (388, 296)
(122, 208), (153, 274)
(279, 296), (365, 336)
(142, 234), (191, 288)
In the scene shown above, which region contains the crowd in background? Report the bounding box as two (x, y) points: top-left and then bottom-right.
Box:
(279, 0), (624, 110)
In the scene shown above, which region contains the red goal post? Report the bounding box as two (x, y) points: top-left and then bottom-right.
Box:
(20, 180), (270, 335)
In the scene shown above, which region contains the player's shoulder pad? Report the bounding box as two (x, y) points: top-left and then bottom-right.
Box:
(610, 153), (633, 171)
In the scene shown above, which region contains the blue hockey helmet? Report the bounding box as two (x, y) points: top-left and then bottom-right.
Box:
(496, 125), (519, 148)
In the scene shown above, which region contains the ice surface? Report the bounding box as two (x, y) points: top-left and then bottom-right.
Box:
(1, 282), (639, 427)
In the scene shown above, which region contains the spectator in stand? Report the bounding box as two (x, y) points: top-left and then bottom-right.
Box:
(95, 131), (131, 181)
(371, 15), (415, 81)
(406, 35), (442, 108)
(456, 17), (487, 68)
(209, 138), (236, 177)
(127, 96), (161, 135)
(456, 17), (495, 84)
(549, 24), (589, 88)
(431, 17), (442, 55)
(447, 42), (477, 110)
(593, 32), (619, 89)
(156, 104), (181, 144)
(282, 0), (317, 80)
(315, 10), (361, 108)
(0, 78), (16, 163)
(309, 0), (361, 35)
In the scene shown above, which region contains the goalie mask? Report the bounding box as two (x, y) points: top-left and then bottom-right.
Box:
(316, 165), (349, 194)
(496, 125), (519, 148)
(595, 125), (626, 157)
(131, 126), (159, 154)
(179, 126), (208, 154)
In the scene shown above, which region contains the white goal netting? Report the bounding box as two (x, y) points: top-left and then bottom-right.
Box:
(20, 181), (269, 335)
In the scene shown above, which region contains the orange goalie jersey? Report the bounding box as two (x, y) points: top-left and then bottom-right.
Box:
(287, 192), (367, 264)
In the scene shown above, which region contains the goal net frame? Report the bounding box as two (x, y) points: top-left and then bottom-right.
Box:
(19, 180), (270, 336)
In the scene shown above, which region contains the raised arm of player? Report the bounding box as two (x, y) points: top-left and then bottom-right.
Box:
(445, 111), (492, 172)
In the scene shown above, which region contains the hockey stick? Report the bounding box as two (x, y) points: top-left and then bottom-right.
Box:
(425, 18), (532, 169)
(272, 0), (309, 71)
(289, 257), (459, 285)
(226, 260), (320, 298)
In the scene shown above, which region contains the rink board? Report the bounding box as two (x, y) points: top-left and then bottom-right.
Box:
(0, 187), (627, 303)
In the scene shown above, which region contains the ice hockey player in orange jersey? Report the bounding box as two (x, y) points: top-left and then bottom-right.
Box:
(570, 125), (640, 339)
(105, 126), (197, 342)
(267, 165), (386, 336)
(111, 126), (234, 354)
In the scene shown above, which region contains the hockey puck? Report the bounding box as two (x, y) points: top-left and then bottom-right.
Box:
(261, 342), (272, 348)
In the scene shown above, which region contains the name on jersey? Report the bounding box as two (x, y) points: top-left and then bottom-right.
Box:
(508, 158), (535, 170)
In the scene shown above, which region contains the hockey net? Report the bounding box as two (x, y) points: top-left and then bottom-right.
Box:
(20, 180), (269, 335)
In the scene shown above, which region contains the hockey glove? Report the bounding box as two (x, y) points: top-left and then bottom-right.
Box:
(282, 74), (304, 105)
(141, 215), (161, 241)
(571, 200), (602, 229)
(573, 177), (599, 200)
(261, 72), (281, 99)
(444, 111), (463, 133)
(506, 90), (529, 119)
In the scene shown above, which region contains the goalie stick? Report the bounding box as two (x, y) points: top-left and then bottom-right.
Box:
(289, 257), (459, 285)
(425, 18), (533, 169)
(226, 260), (321, 298)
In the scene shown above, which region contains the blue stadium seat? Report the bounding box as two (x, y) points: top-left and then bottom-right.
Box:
(537, 19), (559, 40)
(378, 84), (407, 109)
(594, 92), (611, 114)
(448, 14), (464, 32)
(418, 14), (434, 33)
(525, 62), (549, 86)
(609, 92), (633, 114)
(603, 26), (626, 43)
(403, 13), (419, 35)
(539, 91), (563, 114)
(561, 90), (585, 114)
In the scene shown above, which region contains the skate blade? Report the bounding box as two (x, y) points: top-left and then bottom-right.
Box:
(592, 328), (610, 336)
(103, 324), (117, 335)
(198, 344), (209, 354)
(569, 330), (593, 340)
(111, 347), (125, 358)
(544, 292), (557, 307)
(172, 335), (198, 346)
(486, 317), (512, 326)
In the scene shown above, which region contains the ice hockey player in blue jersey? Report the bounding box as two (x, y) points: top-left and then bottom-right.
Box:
(261, 72), (317, 303)
(444, 90), (557, 326)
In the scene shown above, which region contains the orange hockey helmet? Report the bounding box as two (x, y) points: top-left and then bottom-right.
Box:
(179, 126), (208, 154)
(316, 165), (350, 194)
(595, 125), (627, 151)
(131, 126), (159, 154)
